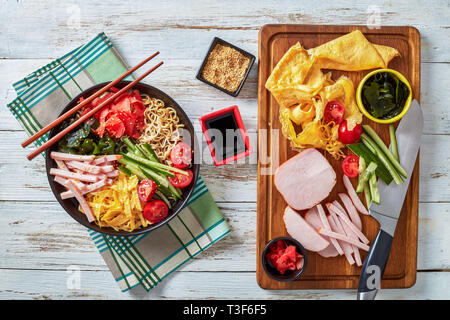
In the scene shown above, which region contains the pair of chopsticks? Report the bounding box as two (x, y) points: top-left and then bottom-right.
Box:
(23, 52), (163, 160)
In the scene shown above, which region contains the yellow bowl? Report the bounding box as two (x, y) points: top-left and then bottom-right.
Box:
(356, 68), (412, 124)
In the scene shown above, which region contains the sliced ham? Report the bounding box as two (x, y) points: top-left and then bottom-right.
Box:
(318, 228), (370, 251)
(50, 151), (95, 162)
(331, 200), (363, 266)
(338, 215), (363, 266)
(316, 204), (344, 255)
(283, 206), (330, 252)
(338, 193), (362, 230)
(65, 180), (95, 223)
(50, 168), (98, 183)
(274, 149), (336, 210)
(54, 176), (85, 190)
(304, 207), (340, 257)
(304, 206), (322, 230)
(327, 214), (355, 265)
(92, 156), (107, 166)
(66, 160), (102, 174)
(343, 175), (369, 215)
(99, 165), (115, 173)
(105, 155), (122, 162)
(60, 179), (108, 199)
(55, 159), (68, 170)
(105, 170), (119, 178)
(92, 155), (122, 165)
(318, 244), (340, 258)
(327, 203), (369, 244)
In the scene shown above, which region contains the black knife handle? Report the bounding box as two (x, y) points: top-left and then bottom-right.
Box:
(357, 229), (393, 300)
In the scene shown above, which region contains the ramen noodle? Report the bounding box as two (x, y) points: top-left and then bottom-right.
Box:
(138, 94), (184, 164)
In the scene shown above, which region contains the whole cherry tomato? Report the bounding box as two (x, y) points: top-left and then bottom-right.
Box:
(338, 120), (362, 144)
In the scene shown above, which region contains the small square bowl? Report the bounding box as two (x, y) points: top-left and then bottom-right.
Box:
(196, 37), (255, 97)
(261, 237), (308, 282)
(199, 105), (252, 166)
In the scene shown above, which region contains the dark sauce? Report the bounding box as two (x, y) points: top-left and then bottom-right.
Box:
(203, 111), (247, 162)
(362, 71), (410, 119)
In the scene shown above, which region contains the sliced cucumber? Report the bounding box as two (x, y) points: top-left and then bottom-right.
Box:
(347, 143), (393, 185)
(369, 173), (380, 204)
(389, 124), (399, 162)
(363, 125), (407, 178)
(361, 134), (404, 185)
(356, 161), (377, 193)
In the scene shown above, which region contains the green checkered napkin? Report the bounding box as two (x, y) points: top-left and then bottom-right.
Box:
(7, 32), (230, 292)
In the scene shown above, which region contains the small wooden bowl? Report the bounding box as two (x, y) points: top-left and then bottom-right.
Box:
(45, 81), (200, 236)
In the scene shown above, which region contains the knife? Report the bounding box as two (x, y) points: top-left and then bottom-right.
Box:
(357, 100), (423, 300)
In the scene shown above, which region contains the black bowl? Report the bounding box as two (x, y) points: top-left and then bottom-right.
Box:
(261, 237), (308, 282)
(196, 37), (255, 97)
(45, 81), (200, 236)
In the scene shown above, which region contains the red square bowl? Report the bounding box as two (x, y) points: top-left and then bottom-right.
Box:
(199, 105), (252, 166)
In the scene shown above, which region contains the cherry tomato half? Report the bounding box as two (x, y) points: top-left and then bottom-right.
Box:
(338, 120), (362, 144)
(137, 179), (157, 202)
(170, 142), (192, 169)
(342, 155), (360, 178)
(168, 169), (193, 188)
(143, 200), (169, 224)
(324, 101), (345, 125)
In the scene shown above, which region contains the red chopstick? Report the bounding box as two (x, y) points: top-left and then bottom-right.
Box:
(26, 61), (164, 161)
(21, 51), (160, 148)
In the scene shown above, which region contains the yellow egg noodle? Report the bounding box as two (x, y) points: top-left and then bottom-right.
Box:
(138, 94), (184, 164)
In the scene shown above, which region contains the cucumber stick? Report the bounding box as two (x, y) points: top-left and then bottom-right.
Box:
(361, 134), (404, 185)
(356, 161), (377, 193)
(142, 144), (160, 162)
(364, 183), (372, 209)
(363, 125), (407, 178)
(123, 153), (188, 176)
(369, 173), (380, 204)
(347, 143), (393, 185)
(389, 124), (399, 162)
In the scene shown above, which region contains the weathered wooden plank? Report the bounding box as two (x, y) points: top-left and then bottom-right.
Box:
(1, 0), (449, 63)
(1, 59), (449, 135)
(0, 268), (448, 300)
(0, 200), (448, 272)
(0, 202), (257, 272)
(0, 131), (447, 202)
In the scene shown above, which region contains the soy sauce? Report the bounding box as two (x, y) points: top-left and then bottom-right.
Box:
(203, 111), (247, 162)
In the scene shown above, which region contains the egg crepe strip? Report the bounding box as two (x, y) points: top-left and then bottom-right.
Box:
(83, 172), (147, 232)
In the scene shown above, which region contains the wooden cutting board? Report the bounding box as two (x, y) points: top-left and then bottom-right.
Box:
(257, 25), (420, 290)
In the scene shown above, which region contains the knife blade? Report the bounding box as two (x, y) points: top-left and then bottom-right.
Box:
(357, 100), (423, 300)
(370, 99), (424, 229)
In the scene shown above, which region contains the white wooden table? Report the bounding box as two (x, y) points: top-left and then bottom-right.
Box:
(0, 0), (449, 299)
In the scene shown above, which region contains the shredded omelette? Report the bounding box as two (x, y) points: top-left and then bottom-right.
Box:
(82, 172), (148, 232)
(265, 30), (399, 159)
